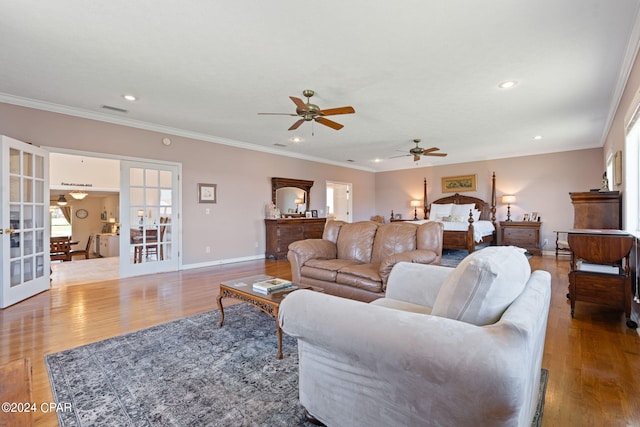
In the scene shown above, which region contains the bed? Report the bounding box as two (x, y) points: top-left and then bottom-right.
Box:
(390, 172), (497, 253)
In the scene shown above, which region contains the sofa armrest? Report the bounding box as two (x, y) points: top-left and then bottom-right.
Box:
(378, 250), (441, 286)
(383, 261), (453, 306)
(287, 239), (337, 282)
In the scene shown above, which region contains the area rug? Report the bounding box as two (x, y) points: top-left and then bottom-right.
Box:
(46, 305), (548, 427)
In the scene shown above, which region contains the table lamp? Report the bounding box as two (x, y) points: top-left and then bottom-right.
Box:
(410, 200), (422, 220)
(502, 195), (516, 222)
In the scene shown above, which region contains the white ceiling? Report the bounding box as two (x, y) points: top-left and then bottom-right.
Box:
(2, 1), (640, 172)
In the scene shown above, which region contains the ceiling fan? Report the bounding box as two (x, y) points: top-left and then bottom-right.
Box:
(392, 139), (448, 162)
(258, 89), (355, 131)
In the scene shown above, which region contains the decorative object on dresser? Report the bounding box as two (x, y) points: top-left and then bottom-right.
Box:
(265, 217), (326, 260)
(569, 191), (621, 229)
(567, 229), (636, 328)
(501, 195), (516, 221)
(500, 221), (542, 255)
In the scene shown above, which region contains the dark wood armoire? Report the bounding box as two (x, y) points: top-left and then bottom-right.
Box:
(569, 191), (622, 229)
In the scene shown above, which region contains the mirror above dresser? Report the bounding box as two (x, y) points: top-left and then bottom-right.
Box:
(271, 177), (314, 217)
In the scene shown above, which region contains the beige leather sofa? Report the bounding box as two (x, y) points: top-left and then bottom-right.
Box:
(279, 246), (551, 427)
(287, 220), (444, 302)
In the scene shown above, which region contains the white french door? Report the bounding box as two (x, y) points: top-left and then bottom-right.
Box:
(119, 160), (180, 277)
(1, 136), (50, 308)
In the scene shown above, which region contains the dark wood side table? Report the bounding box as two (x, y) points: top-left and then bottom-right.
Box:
(499, 221), (542, 255)
(567, 229), (635, 328)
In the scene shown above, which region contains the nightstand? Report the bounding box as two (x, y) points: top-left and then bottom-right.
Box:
(499, 221), (542, 255)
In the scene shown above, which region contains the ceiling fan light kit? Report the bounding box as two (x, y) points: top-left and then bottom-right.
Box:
(259, 89), (355, 131)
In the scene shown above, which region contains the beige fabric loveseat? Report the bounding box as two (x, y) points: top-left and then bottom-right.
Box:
(279, 246), (551, 427)
(287, 220), (444, 302)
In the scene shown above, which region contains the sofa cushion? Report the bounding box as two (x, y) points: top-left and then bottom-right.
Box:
(336, 221), (379, 263)
(431, 246), (530, 326)
(338, 263), (380, 282)
(302, 259), (362, 282)
(370, 297), (433, 315)
(370, 222), (417, 264)
(336, 270), (383, 293)
(322, 220), (347, 243)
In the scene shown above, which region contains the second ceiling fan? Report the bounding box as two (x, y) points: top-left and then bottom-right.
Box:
(259, 89), (355, 131)
(392, 139), (448, 162)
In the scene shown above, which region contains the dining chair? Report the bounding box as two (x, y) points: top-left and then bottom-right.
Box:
(50, 238), (72, 262)
(70, 234), (93, 260)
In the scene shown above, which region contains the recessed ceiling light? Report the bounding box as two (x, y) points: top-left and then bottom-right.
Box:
(122, 94), (137, 101)
(498, 80), (518, 89)
(291, 137), (301, 143)
(373, 158), (382, 163)
(533, 135), (543, 140)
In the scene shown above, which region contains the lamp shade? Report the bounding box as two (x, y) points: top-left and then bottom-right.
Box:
(410, 200), (422, 207)
(294, 198), (304, 204)
(56, 195), (68, 206)
(501, 195), (516, 204)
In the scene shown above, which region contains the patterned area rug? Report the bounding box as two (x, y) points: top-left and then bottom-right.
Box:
(46, 305), (311, 426)
(46, 305), (548, 426)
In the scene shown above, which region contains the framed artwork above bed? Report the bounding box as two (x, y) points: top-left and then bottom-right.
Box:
(442, 174), (477, 193)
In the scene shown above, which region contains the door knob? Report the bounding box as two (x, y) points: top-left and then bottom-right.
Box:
(2, 228), (15, 235)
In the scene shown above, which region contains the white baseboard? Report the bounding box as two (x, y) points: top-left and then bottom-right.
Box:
(182, 254), (265, 271)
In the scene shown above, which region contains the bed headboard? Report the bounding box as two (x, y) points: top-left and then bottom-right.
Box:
(427, 172), (497, 223)
(431, 194), (492, 220)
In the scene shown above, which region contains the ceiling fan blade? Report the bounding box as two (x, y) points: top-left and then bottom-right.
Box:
(390, 154), (411, 159)
(315, 117), (344, 130)
(413, 155), (420, 162)
(318, 106), (355, 116)
(421, 147), (440, 154)
(258, 112), (298, 116)
(424, 152), (448, 157)
(288, 119), (305, 130)
(290, 96), (308, 111)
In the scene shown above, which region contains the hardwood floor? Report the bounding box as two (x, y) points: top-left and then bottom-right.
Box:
(1, 256), (638, 426)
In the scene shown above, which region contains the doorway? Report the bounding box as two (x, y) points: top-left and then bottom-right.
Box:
(326, 181), (352, 223)
(48, 150), (181, 285)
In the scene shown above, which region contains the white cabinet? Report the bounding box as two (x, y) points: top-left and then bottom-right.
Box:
(96, 234), (120, 257)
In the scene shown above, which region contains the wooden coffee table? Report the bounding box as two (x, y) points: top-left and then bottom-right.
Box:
(217, 275), (315, 359)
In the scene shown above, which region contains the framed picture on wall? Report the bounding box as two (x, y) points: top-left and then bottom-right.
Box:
(441, 174), (477, 193)
(614, 150), (622, 185)
(198, 183), (217, 203)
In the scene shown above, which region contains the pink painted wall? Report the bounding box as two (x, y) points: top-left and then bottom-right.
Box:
(0, 103), (376, 265)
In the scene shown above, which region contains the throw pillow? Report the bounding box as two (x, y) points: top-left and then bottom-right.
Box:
(431, 246), (531, 326)
(430, 203), (453, 220)
(451, 203), (476, 219)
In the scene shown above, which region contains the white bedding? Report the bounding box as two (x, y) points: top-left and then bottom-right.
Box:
(407, 219), (495, 243)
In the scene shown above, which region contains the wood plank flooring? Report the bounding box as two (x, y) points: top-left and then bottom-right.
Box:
(1, 256), (639, 426)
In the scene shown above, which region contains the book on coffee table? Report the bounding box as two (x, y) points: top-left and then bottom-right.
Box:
(252, 278), (293, 294)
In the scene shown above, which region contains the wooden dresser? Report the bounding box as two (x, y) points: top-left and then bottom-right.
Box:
(569, 191), (621, 229)
(265, 218), (326, 260)
(499, 221), (542, 255)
